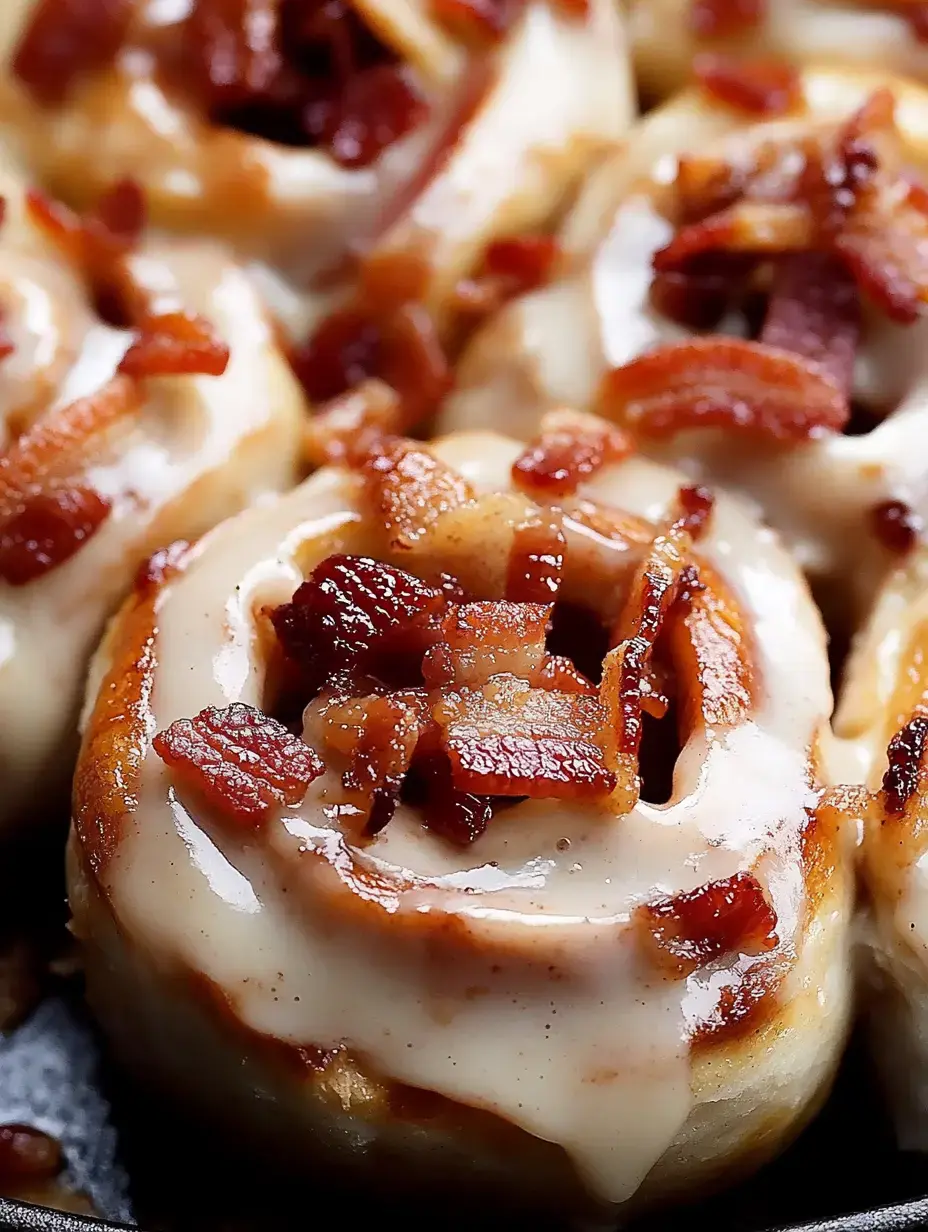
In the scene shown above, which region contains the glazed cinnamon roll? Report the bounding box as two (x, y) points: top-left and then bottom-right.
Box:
(442, 66), (928, 612)
(626, 1), (928, 101)
(834, 547), (928, 1150)
(0, 156), (304, 837)
(0, 0), (632, 334)
(69, 420), (852, 1216)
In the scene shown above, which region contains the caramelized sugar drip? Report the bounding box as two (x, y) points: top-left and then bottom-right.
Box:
(601, 89), (928, 445)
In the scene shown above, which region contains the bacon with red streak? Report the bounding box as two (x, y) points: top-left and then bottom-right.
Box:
(361, 438), (474, 549)
(512, 409), (633, 498)
(118, 312), (230, 378)
(12, 0), (133, 106)
(693, 53), (800, 118)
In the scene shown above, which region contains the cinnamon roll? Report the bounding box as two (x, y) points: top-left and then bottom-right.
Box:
(69, 421), (852, 1216)
(0, 0), (632, 334)
(442, 66), (928, 613)
(626, 1), (928, 101)
(0, 156), (305, 837)
(834, 546), (928, 1150)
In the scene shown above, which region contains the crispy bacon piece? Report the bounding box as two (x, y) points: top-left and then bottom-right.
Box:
(506, 515), (565, 604)
(455, 235), (561, 317)
(407, 752), (492, 846)
(693, 54), (800, 118)
(511, 409), (633, 498)
(153, 702), (323, 824)
(185, 0), (427, 167)
(303, 380), (403, 469)
(676, 485), (715, 540)
(653, 201), (814, 272)
(12, 0), (133, 106)
(292, 303), (450, 427)
(361, 437), (474, 549)
(118, 312), (230, 378)
(759, 253), (861, 395)
(882, 716), (928, 816)
(271, 554), (448, 687)
(834, 178), (928, 325)
(870, 499), (922, 554)
(597, 338), (849, 442)
(688, 0), (766, 38)
(0, 487), (111, 586)
(423, 600), (552, 687)
(436, 675), (616, 799)
(637, 870), (778, 978)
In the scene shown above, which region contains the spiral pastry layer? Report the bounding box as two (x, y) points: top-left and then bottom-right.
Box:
(70, 423), (851, 1215)
(0, 150), (305, 836)
(442, 66), (928, 614)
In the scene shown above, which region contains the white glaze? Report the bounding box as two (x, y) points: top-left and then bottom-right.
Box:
(440, 68), (928, 608)
(92, 430), (837, 1204)
(0, 153), (305, 833)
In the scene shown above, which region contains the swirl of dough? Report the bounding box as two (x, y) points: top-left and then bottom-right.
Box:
(69, 423), (851, 1217)
(626, 0), (928, 101)
(0, 0), (633, 336)
(441, 67), (928, 613)
(0, 152), (305, 837)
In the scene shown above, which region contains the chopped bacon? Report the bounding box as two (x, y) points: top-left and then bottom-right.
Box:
(423, 600), (551, 688)
(871, 499), (922, 554)
(653, 201), (813, 272)
(91, 178), (147, 247)
(649, 257), (746, 331)
(361, 437), (473, 550)
(636, 870), (778, 978)
(303, 380), (403, 469)
(271, 554), (448, 687)
(184, 0), (426, 167)
(291, 303), (450, 427)
(406, 752), (492, 845)
(833, 179), (928, 324)
(597, 338), (848, 442)
(882, 716), (928, 816)
(12, 0), (133, 106)
(759, 253), (861, 395)
(0, 486), (111, 586)
(153, 702), (323, 824)
(511, 409), (633, 498)
(506, 515), (565, 604)
(118, 312), (230, 378)
(693, 54), (800, 118)
(435, 675), (616, 799)
(455, 234), (561, 317)
(676, 485), (715, 540)
(688, 0), (766, 38)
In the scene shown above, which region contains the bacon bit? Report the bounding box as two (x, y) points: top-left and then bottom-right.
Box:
(153, 703), (323, 824)
(184, 0), (427, 167)
(871, 499), (922, 554)
(407, 752), (492, 846)
(361, 438), (473, 550)
(506, 516), (565, 604)
(12, 0), (133, 106)
(649, 258), (746, 331)
(883, 716), (928, 816)
(688, 0), (766, 38)
(91, 178), (146, 247)
(693, 54), (800, 118)
(118, 311), (230, 378)
(637, 871), (778, 978)
(436, 675), (616, 799)
(0, 486), (111, 586)
(271, 554), (448, 687)
(597, 338), (848, 442)
(759, 253), (861, 395)
(834, 179), (928, 324)
(676, 485), (715, 540)
(291, 303), (450, 427)
(512, 410), (633, 498)
(303, 380), (403, 469)
(456, 234), (561, 316)
(0, 1126), (63, 1182)
(653, 201), (814, 272)
(423, 600), (551, 688)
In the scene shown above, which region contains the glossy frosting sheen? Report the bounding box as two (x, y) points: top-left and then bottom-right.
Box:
(89, 432), (836, 1203)
(441, 67), (928, 602)
(0, 149), (304, 831)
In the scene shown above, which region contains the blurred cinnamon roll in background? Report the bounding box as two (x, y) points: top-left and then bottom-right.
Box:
(442, 66), (928, 618)
(0, 150), (305, 839)
(69, 418), (852, 1217)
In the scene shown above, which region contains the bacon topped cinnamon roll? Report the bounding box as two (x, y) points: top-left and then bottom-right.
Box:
(69, 419), (851, 1215)
(443, 66), (928, 611)
(627, 1), (928, 101)
(0, 0), (632, 336)
(0, 156), (304, 837)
